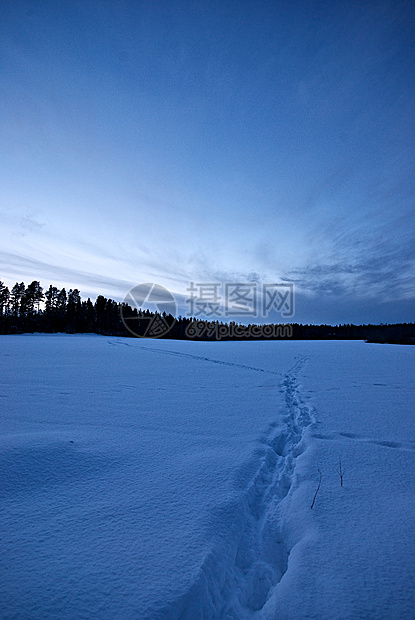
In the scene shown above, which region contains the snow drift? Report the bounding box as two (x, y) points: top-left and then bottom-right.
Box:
(1, 335), (414, 618)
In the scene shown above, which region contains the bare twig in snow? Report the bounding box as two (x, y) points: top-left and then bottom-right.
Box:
(336, 457), (344, 487)
(311, 468), (322, 509)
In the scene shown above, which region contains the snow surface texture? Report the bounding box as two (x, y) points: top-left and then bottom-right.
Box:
(0, 335), (414, 619)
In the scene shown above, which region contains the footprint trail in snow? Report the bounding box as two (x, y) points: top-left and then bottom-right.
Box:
(224, 356), (315, 617)
(175, 356), (316, 619)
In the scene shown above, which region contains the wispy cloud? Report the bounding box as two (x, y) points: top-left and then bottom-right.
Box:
(0, 251), (133, 300)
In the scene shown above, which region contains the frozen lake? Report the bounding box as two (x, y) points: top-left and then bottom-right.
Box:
(1, 335), (414, 618)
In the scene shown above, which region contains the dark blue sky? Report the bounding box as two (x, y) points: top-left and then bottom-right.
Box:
(1, 0), (414, 324)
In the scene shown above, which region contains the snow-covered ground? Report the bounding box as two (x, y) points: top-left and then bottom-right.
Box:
(0, 335), (414, 619)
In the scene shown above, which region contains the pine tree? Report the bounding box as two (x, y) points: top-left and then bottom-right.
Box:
(0, 281), (10, 316)
(57, 288), (67, 314)
(67, 289), (81, 328)
(22, 281), (44, 316)
(45, 286), (59, 313)
(10, 282), (25, 317)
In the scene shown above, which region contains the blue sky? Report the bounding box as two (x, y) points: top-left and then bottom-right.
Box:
(1, 0), (415, 324)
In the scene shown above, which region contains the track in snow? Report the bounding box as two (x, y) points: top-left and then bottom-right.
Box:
(312, 430), (415, 453)
(223, 356), (314, 617)
(171, 356), (315, 619)
(109, 339), (283, 376)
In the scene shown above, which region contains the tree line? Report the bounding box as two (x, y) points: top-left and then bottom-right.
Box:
(0, 280), (125, 335)
(0, 279), (414, 343)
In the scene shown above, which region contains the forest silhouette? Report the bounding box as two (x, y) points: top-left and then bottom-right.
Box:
(0, 279), (413, 344)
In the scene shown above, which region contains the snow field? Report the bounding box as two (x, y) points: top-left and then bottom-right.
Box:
(261, 341), (415, 619)
(1, 336), (414, 619)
